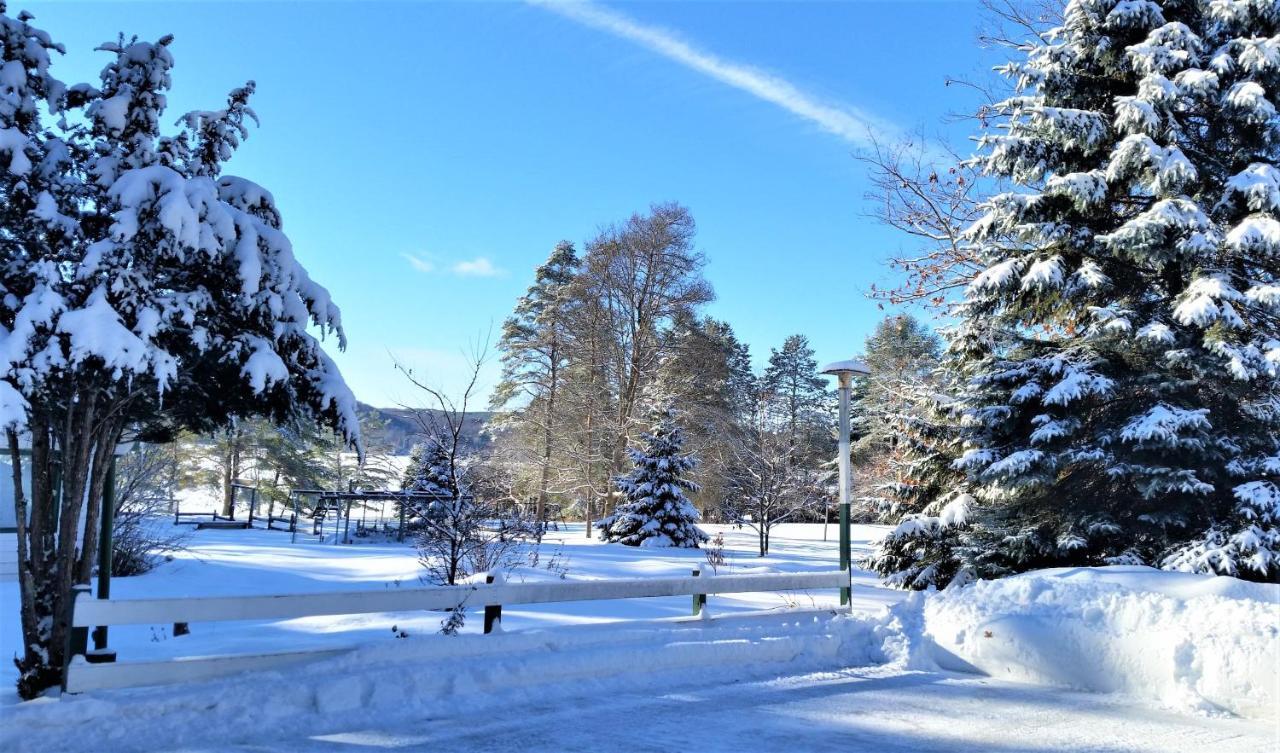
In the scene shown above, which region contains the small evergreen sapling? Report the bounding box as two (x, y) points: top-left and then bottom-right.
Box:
(401, 439), (457, 524)
(598, 408), (709, 548)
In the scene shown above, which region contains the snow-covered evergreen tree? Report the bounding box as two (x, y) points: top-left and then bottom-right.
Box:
(874, 0), (1280, 587)
(599, 408), (708, 548)
(403, 440), (456, 496)
(400, 439), (458, 522)
(1, 12), (359, 697)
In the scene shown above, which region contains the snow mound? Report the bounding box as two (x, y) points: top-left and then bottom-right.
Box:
(912, 566), (1279, 721)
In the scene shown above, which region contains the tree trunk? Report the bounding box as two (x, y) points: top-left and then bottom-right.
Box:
(537, 342), (557, 528)
(49, 389), (99, 673)
(8, 430), (41, 693)
(13, 388), (139, 698)
(74, 423), (118, 585)
(220, 430), (241, 517)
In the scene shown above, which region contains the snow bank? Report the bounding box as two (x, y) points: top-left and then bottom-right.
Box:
(907, 567), (1279, 721)
(0, 610), (895, 753)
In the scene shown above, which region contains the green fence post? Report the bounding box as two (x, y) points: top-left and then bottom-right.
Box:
(61, 583), (92, 691)
(91, 454), (117, 661)
(483, 575), (502, 634)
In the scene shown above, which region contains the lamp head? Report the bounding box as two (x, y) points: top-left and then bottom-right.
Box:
(820, 359), (871, 378)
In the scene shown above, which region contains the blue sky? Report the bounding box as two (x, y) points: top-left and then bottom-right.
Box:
(30, 1), (993, 407)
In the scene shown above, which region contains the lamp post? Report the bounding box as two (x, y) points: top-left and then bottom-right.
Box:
(90, 439), (134, 662)
(821, 358), (870, 607)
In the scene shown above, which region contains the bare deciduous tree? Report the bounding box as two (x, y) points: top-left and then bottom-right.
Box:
(399, 337), (533, 586)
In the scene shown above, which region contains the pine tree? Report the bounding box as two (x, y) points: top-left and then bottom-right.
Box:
(851, 315), (943, 521)
(490, 241), (580, 526)
(874, 0), (1280, 587)
(651, 315), (755, 517)
(598, 408), (708, 548)
(401, 439), (457, 521)
(761, 334), (831, 463)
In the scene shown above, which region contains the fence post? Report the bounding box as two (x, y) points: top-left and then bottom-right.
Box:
(61, 583), (91, 691)
(692, 568), (706, 616)
(483, 575), (502, 634)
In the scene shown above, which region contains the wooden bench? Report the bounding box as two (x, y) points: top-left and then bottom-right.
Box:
(194, 520), (251, 530)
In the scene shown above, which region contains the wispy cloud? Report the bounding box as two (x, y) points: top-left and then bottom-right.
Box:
(528, 0), (900, 147)
(401, 252), (505, 278)
(452, 257), (505, 277)
(400, 252), (436, 274)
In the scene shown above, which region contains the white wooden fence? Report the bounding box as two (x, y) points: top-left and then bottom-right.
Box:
(64, 569), (849, 693)
(0, 533), (16, 583)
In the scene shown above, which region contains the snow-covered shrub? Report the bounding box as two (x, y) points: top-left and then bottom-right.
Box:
(598, 407), (708, 548)
(109, 443), (186, 576)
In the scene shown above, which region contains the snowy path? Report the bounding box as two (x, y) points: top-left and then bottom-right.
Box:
(175, 666), (1273, 753)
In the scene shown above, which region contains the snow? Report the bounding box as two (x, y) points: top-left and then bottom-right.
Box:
(0, 380), (27, 431)
(818, 358), (869, 376)
(0, 524), (894, 685)
(1106, 0), (1165, 29)
(1041, 367), (1114, 405)
(1224, 81), (1276, 123)
(1136, 321), (1174, 343)
(1224, 163), (1280, 212)
(915, 566), (1279, 721)
(1019, 256), (1064, 290)
(1045, 170), (1107, 207)
(55, 286), (173, 386)
(1174, 67), (1220, 96)
(1119, 404), (1211, 445)
(0, 126), (31, 174)
(240, 335), (289, 394)
(1, 525), (1275, 752)
(1226, 215), (1280, 255)
(88, 92), (130, 134)
(967, 257), (1022, 292)
(1238, 35), (1280, 76)
(1070, 258), (1110, 289)
(1175, 275), (1247, 327)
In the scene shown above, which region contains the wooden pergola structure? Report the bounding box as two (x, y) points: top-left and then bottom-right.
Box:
(292, 489), (463, 543)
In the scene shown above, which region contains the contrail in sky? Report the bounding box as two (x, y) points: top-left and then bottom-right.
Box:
(527, 0), (900, 147)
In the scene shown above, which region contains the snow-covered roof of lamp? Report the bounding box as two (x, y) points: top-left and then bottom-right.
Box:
(820, 359), (870, 376)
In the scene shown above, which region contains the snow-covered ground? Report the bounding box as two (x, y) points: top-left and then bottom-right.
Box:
(0, 522), (899, 692)
(2, 523), (1277, 752)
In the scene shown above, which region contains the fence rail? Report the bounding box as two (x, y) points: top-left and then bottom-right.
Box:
(64, 569), (849, 693)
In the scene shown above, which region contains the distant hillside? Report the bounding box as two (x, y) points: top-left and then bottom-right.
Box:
(356, 403), (491, 455)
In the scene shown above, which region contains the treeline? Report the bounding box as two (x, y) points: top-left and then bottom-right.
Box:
(482, 201), (940, 553)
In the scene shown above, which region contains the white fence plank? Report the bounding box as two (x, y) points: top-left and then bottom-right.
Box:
(74, 570), (848, 627)
(65, 607), (843, 693)
(64, 648), (353, 694)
